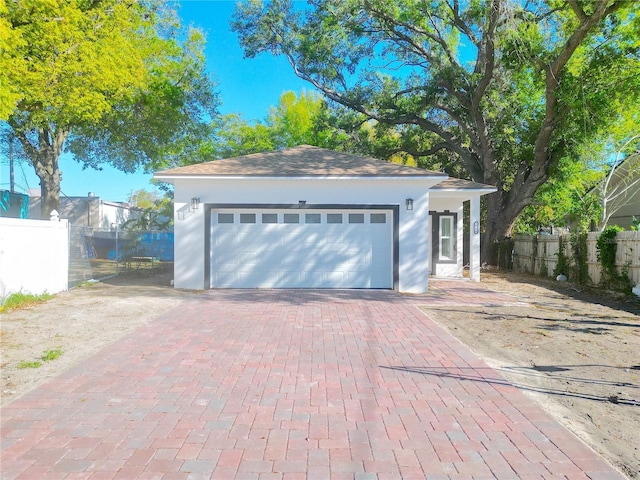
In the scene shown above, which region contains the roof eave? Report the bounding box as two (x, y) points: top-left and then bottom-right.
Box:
(431, 187), (497, 195)
(153, 174), (449, 181)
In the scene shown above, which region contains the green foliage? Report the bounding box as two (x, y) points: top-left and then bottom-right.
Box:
(570, 232), (590, 285)
(596, 225), (631, 292)
(41, 348), (63, 362)
(631, 217), (639, 231)
(597, 225), (622, 273)
(16, 348), (63, 370)
(513, 155), (601, 233)
(121, 189), (173, 234)
(539, 257), (548, 278)
(67, 25), (219, 172)
(214, 114), (276, 158)
(0, 0), (21, 118)
(17, 360), (42, 369)
(2, 0), (218, 215)
(553, 235), (568, 277)
(0, 291), (53, 312)
(213, 90), (340, 157)
(268, 90), (323, 147)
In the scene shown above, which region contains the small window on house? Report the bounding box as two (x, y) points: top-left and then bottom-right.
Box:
(439, 216), (454, 261)
(262, 213), (278, 224)
(218, 213), (234, 224)
(327, 213), (343, 224)
(240, 213), (256, 224)
(348, 213), (364, 224)
(305, 213), (321, 224)
(370, 213), (387, 224)
(284, 213), (299, 224)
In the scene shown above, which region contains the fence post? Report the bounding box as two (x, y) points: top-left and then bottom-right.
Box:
(531, 235), (538, 275)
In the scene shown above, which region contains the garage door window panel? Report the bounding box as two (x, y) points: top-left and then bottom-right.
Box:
(349, 213), (365, 224)
(305, 213), (321, 224)
(262, 213), (278, 224)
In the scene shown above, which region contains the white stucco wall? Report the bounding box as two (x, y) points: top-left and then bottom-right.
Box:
(171, 177), (440, 293)
(0, 217), (69, 298)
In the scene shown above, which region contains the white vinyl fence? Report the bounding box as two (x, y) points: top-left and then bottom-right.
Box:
(513, 231), (640, 286)
(0, 216), (69, 298)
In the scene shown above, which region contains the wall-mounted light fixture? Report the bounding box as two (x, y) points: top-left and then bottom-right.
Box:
(298, 200), (306, 208)
(405, 198), (414, 211)
(190, 197), (200, 211)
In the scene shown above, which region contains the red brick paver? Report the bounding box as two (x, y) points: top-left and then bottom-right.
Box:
(0, 286), (624, 479)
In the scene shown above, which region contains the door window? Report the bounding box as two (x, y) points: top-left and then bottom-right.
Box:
(439, 216), (454, 261)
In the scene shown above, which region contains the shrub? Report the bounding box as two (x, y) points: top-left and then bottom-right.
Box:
(596, 225), (631, 293)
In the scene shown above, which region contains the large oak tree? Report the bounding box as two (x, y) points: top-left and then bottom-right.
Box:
(1, 0), (217, 217)
(232, 0), (640, 259)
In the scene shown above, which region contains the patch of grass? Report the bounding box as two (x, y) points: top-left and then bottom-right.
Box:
(0, 292), (54, 313)
(17, 360), (42, 369)
(15, 348), (63, 370)
(41, 348), (63, 362)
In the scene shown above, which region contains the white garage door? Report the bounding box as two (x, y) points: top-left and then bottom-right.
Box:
(210, 209), (393, 289)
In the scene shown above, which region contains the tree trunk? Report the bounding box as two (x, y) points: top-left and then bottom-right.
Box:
(36, 155), (62, 219)
(10, 125), (68, 219)
(481, 188), (537, 262)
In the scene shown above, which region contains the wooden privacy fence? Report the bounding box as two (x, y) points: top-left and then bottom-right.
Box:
(512, 231), (640, 286)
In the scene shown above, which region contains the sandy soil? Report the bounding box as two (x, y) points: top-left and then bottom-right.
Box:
(1, 266), (194, 407)
(1, 268), (639, 477)
(424, 272), (640, 479)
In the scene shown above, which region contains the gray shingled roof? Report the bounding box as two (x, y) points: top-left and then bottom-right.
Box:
(155, 145), (447, 178)
(431, 178), (497, 191)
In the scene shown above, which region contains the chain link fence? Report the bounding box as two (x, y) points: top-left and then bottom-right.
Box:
(68, 226), (173, 288)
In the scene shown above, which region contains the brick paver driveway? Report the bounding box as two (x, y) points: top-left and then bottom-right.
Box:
(1, 286), (624, 479)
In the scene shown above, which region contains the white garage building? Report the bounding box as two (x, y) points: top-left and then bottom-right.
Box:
(155, 145), (495, 293)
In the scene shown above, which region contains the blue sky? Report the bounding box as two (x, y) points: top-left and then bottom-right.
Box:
(0, 0), (310, 202)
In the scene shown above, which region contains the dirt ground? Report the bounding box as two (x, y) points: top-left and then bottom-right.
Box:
(1, 268), (639, 478)
(425, 272), (640, 479)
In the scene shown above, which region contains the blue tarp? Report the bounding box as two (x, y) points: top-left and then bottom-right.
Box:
(84, 231), (174, 261)
(0, 190), (29, 218)
(137, 232), (174, 261)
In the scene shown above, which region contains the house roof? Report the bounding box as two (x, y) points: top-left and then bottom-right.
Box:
(155, 145), (447, 179)
(431, 178), (497, 192)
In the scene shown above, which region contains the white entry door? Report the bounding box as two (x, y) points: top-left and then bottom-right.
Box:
(210, 209), (393, 288)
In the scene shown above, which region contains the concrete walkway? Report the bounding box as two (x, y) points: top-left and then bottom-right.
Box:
(1, 286), (624, 479)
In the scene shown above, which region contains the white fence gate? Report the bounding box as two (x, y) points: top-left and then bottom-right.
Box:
(0, 216), (69, 298)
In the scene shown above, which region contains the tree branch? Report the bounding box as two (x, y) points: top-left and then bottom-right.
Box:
(566, 0), (587, 22)
(445, 0), (480, 47)
(472, 0), (499, 107)
(386, 142), (450, 159)
(531, 0), (625, 199)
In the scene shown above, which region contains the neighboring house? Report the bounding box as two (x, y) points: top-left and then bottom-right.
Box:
(29, 193), (131, 228)
(155, 145), (495, 293)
